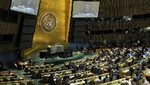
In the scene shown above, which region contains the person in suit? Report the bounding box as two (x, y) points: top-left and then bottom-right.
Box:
(20, 0), (27, 7)
(74, 4), (96, 17)
(129, 66), (134, 76)
(84, 79), (90, 85)
(55, 76), (62, 85)
(115, 70), (120, 79)
(27, 0), (34, 8)
(121, 77), (132, 85)
(49, 73), (56, 85)
(142, 76), (150, 85)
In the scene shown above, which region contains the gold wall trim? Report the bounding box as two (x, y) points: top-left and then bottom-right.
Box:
(22, 0), (72, 58)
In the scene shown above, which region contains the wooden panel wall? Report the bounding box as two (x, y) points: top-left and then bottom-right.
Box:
(87, 19), (150, 31)
(70, 0), (150, 47)
(0, 22), (18, 34)
(99, 0), (150, 18)
(0, 21), (20, 52)
(87, 33), (150, 43)
(0, 0), (11, 10)
(0, 10), (20, 52)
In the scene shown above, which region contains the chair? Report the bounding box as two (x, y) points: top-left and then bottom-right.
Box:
(112, 76), (117, 80)
(27, 81), (35, 85)
(40, 66), (45, 69)
(11, 83), (18, 85)
(24, 67), (29, 72)
(126, 71), (130, 76)
(45, 65), (49, 68)
(37, 71), (42, 79)
(97, 80), (103, 84)
(3, 77), (9, 81)
(89, 80), (95, 85)
(121, 82), (129, 85)
(35, 67), (39, 69)
(44, 69), (49, 73)
(30, 66), (34, 69)
(31, 71), (38, 79)
(105, 78), (110, 82)
(10, 77), (15, 81)
(20, 82), (26, 85)
(42, 75), (50, 83)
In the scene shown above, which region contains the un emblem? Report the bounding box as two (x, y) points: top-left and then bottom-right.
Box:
(39, 12), (57, 32)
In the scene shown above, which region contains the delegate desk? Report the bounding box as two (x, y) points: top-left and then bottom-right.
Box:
(120, 63), (139, 77)
(0, 71), (16, 76)
(98, 78), (126, 85)
(143, 68), (150, 77)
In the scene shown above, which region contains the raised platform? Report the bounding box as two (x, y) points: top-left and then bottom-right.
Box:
(30, 51), (97, 65)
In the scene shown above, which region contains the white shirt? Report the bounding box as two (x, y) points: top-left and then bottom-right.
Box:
(143, 79), (150, 85)
(122, 79), (132, 85)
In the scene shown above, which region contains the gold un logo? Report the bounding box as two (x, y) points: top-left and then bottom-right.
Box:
(39, 12), (57, 32)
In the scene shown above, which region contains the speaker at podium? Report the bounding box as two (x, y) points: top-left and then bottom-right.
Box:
(47, 44), (64, 54)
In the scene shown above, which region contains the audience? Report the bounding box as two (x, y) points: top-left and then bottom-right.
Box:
(49, 73), (56, 85)
(122, 77), (132, 85)
(1, 46), (150, 85)
(142, 76), (150, 85)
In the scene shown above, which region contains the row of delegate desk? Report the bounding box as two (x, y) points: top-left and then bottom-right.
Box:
(2, 48), (149, 85)
(0, 71), (35, 85)
(22, 54), (141, 85)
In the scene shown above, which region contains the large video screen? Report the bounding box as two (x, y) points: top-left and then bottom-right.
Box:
(72, 1), (100, 18)
(10, 0), (40, 15)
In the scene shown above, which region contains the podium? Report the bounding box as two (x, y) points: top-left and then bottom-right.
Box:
(47, 44), (64, 55)
(39, 44), (72, 58)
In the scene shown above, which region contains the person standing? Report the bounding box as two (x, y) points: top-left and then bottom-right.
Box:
(27, 0), (34, 8)
(49, 73), (56, 85)
(20, 0), (27, 7)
